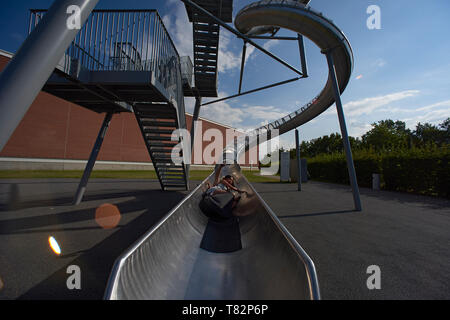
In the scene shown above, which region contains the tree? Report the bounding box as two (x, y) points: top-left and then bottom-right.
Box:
(439, 117), (450, 145)
(413, 122), (444, 146)
(362, 120), (412, 151)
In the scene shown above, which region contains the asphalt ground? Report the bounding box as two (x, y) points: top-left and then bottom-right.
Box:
(0, 178), (449, 299)
(253, 181), (450, 300)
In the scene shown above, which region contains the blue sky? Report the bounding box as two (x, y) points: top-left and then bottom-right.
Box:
(1, 0), (450, 149)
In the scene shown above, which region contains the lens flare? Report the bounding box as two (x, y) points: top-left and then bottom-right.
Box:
(95, 204), (121, 229)
(48, 236), (61, 255)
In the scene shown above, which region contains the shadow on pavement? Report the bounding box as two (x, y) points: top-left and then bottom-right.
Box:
(15, 189), (186, 300)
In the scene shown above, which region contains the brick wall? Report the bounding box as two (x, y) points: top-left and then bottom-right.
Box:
(0, 54), (258, 166)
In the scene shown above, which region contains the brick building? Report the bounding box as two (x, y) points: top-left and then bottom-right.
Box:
(0, 50), (258, 170)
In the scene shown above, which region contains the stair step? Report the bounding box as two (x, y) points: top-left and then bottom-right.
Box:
(140, 120), (176, 127)
(154, 159), (183, 164)
(145, 135), (177, 142)
(194, 52), (217, 61)
(147, 143), (179, 149)
(161, 177), (186, 182)
(144, 128), (175, 135)
(194, 38), (219, 47)
(193, 24), (219, 33)
(194, 32), (220, 41)
(153, 154), (181, 160)
(156, 165), (184, 171)
(150, 147), (181, 153)
(193, 46), (218, 54)
(194, 60), (217, 67)
(138, 110), (176, 117)
(160, 174), (185, 179)
(195, 66), (217, 73)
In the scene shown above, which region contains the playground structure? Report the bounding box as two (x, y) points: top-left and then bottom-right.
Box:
(0, 0), (362, 300)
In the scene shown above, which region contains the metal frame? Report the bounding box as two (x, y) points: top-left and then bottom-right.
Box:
(295, 128), (302, 191)
(181, 0), (305, 77)
(182, 0), (310, 105)
(73, 112), (114, 205)
(190, 95), (202, 150)
(0, 0), (100, 152)
(324, 49), (362, 211)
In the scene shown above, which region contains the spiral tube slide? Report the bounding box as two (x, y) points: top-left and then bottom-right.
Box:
(235, 0), (353, 136)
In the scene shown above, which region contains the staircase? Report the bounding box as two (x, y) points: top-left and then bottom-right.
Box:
(28, 10), (191, 192)
(184, 0), (233, 97)
(134, 102), (188, 190)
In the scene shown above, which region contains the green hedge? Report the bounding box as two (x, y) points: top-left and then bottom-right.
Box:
(307, 146), (449, 198)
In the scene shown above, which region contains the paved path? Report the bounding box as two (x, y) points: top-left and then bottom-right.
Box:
(0, 178), (449, 299)
(252, 181), (450, 299)
(0, 179), (194, 299)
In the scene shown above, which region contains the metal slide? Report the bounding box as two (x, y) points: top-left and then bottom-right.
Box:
(105, 0), (354, 300)
(105, 164), (319, 300)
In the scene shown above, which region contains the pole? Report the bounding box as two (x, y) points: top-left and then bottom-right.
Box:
(0, 0), (100, 151)
(295, 128), (302, 191)
(190, 95), (202, 150)
(73, 112), (113, 205)
(324, 50), (362, 211)
(297, 34), (308, 77)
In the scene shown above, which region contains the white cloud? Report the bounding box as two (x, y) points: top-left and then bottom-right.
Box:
(342, 90), (420, 117)
(200, 101), (245, 127)
(373, 58), (387, 68)
(263, 39), (280, 51)
(162, 2), (193, 57)
(348, 122), (372, 138)
(244, 105), (285, 122)
(402, 109), (450, 128)
(415, 99), (450, 112)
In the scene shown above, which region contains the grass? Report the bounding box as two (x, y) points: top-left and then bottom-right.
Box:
(0, 169), (281, 183)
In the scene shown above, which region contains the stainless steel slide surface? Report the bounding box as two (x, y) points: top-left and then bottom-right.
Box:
(104, 165), (320, 300)
(234, 0), (354, 136)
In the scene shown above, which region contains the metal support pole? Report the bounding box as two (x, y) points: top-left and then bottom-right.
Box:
(295, 128), (302, 191)
(238, 41), (247, 94)
(73, 112), (113, 205)
(325, 50), (362, 211)
(190, 96), (202, 150)
(298, 34), (308, 77)
(202, 77), (300, 107)
(0, 0), (100, 152)
(234, 137), (238, 164)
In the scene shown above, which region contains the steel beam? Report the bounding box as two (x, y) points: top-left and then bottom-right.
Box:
(238, 42), (247, 94)
(0, 0), (100, 152)
(190, 95), (202, 150)
(181, 0), (304, 77)
(325, 50), (362, 211)
(201, 77), (300, 107)
(298, 34), (308, 77)
(295, 129), (302, 191)
(73, 112), (113, 205)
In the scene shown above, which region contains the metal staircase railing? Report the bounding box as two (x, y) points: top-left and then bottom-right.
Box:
(29, 9), (190, 191)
